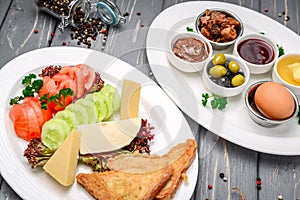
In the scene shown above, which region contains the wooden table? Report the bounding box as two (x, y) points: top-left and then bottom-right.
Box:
(1, 0), (300, 199)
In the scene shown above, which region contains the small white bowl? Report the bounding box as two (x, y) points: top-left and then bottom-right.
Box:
(233, 33), (279, 74)
(167, 32), (213, 73)
(272, 53), (300, 95)
(202, 54), (250, 97)
(195, 8), (244, 50)
(245, 81), (299, 127)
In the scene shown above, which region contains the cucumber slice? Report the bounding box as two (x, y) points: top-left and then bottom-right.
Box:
(66, 103), (89, 125)
(100, 84), (121, 111)
(54, 110), (76, 131)
(41, 118), (71, 149)
(95, 92), (113, 121)
(86, 93), (107, 122)
(76, 98), (97, 123)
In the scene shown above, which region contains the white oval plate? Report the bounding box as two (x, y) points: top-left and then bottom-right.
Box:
(146, 1), (300, 155)
(0, 47), (198, 200)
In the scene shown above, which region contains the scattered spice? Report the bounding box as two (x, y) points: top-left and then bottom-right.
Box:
(141, 24), (144, 27)
(277, 194), (283, 200)
(256, 177), (262, 190)
(62, 41), (67, 46)
(285, 16), (290, 21)
(71, 18), (109, 48)
(34, 29), (39, 34)
(219, 173), (225, 178)
(264, 8), (269, 12)
(208, 184), (213, 190)
(51, 32), (55, 37)
(136, 12), (141, 16)
(123, 12), (129, 17)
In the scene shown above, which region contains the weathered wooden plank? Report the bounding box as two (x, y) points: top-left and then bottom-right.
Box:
(104, 0), (164, 77)
(0, 181), (21, 200)
(261, 0), (300, 34)
(0, 0), (12, 26)
(0, 0), (56, 68)
(259, 155), (300, 200)
(257, 1), (300, 200)
(194, 128), (258, 200)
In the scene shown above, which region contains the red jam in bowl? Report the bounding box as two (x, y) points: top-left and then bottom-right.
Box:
(237, 38), (275, 65)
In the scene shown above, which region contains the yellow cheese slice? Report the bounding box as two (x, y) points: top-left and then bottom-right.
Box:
(43, 129), (80, 186)
(78, 118), (141, 154)
(120, 80), (141, 120)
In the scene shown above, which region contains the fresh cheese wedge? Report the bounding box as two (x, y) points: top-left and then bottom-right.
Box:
(43, 129), (80, 186)
(78, 118), (141, 154)
(120, 80), (141, 120)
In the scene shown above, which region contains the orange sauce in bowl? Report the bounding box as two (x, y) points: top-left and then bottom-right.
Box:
(277, 55), (300, 86)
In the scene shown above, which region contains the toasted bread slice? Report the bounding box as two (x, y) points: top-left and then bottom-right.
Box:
(107, 139), (197, 200)
(107, 153), (170, 173)
(76, 164), (173, 200)
(155, 139), (197, 200)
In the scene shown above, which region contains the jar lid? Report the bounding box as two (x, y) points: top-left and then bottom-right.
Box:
(96, 0), (126, 26)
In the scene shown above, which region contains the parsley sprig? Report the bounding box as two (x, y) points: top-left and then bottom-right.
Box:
(40, 88), (73, 110)
(186, 26), (194, 32)
(9, 74), (43, 105)
(277, 44), (285, 57)
(202, 93), (228, 110)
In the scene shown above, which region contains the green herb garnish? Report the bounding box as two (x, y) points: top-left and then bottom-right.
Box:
(186, 26), (194, 32)
(9, 74), (43, 105)
(40, 88), (73, 110)
(201, 93), (228, 110)
(277, 45), (285, 57)
(259, 32), (265, 35)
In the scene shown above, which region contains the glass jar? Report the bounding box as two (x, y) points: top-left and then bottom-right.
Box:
(36, 0), (125, 30)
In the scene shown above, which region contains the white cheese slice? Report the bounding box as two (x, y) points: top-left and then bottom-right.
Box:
(78, 118), (141, 154)
(43, 129), (80, 186)
(120, 80), (141, 120)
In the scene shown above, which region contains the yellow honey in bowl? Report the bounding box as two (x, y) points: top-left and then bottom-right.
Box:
(277, 55), (300, 86)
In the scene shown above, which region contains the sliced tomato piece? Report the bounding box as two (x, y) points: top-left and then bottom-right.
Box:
(57, 78), (77, 98)
(39, 76), (58, 97)
(74, 67), (85, 98)
(23, 97), (53, 126)
(52, 74), (71, 84)
(10, 103), (40, 141)
(76, 64), (96, 91)
(13, 118), (31, 141)
(59, 66), (77, 80)
(23, 97), (44, 128)
(26, 104), (41, 138)
(9, 104), (25, 122)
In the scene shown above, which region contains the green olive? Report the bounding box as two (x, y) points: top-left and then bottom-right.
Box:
(212, 54), (226, 65)
(228, 61), (240, 73)
(209, 65), (227, 78)
(231, 74), (245, 87)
